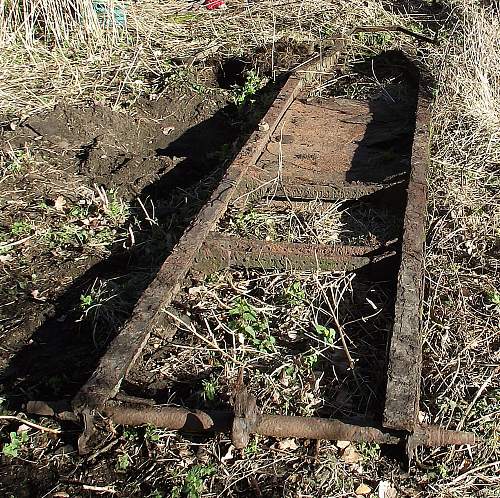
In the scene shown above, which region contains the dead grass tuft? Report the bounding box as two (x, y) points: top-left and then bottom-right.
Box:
(419, 1), (500, 495)
(0, 0), (416, 118)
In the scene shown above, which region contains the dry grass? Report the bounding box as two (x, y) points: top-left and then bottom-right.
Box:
(220, 199), (401, 245)
(0, 0), (410, 118)
(417, 1), (500, 495)
(129, 268), (392, 417)
(219, 201), (345, 244)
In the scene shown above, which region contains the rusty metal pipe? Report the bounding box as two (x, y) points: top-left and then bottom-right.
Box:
(103, 402), (231, 433)
(100, 401), (474, 448)
(256, 415), (400, 444)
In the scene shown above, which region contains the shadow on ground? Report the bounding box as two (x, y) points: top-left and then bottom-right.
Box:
(0, 80), (283, 409)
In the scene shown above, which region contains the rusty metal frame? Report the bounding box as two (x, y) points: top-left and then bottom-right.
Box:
(62, 46), (474, 456)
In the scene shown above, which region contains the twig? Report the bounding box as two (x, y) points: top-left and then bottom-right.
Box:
(0, 415), (61, 434)
(163, 308), (244, 366)
(315, 277), (355, 369)
(457, 365), (500, 431)
(82, 484), (117, 494)
(448, 461), (500, 485)
(0, 235), (34, 250)
(350, 25), (438, 45)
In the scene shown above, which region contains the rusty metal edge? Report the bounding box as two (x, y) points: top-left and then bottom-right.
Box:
(193, 233), (389, 273)
(72, 76), (304, 413)
(233, 176), (404, 205)
(382, 94), (430, 431)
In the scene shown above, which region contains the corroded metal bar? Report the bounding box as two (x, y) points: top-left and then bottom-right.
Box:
(101, 401), (474, 448)
(256, 415), (400, 444)
(383, 96), (430, 432)
(193, 234), (390, 274)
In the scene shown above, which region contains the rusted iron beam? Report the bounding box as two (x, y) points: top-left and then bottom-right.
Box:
(234, 176), (403, 204)
(100, 401), (474, 449)
(383, 97), (430, 432)
(192, 234), (392, 274)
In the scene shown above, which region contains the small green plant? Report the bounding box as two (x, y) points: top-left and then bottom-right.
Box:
(231, 70), (265, 106)
(172, 464), (216, 498)
(357, 441), (380, 460)
(145, 425), (161, 443)
(229, 298), (275, 352)
(283, 281), (306, 306)
(80, 293), (94, 311)
(105, 191), (129, 224)
(487, 290), (500, 309)
(314, 324), (336, 344)
(123, 427), (141, 442)
(3, 149), (29, 174)
(232, 209), (276, 240)
(68, 205), (88, 219)
(147, 490), (163, 498)
(116, 452), (131, 471)
(10, 221), (31, 236)
(202, 378), (216, 402)
(303, 351), (318, 368)
(244, 438), (259, 456)
(2, 431), (28, 458)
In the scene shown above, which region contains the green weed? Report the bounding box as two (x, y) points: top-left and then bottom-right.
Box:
(80, 293), (94, 311)
(145, 425), (161, 443)
(172, 464), (216, 498)
(147, 490), (163, 498)
(2, 431), (28, 458)
(229, 297), (275, 352)
(231, 70), (266, 106)
(314, 324), (337, 344)
(116, 453), (131, 471)
(357, 441), (380, 460)
(2, 149), (30, 174)
(303, 351), (318, 368)
(10, 220), (32, 236)
(487, 290), (500, 309)
(123, 427), (141, 442)
(283, 281), (306, 306)
(202, 378), (216, 402)
(104, 191), (129, 224)
(244, 438), (259, 455)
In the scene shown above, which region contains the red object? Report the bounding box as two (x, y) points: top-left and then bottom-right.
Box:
(204, 0), (225, 9)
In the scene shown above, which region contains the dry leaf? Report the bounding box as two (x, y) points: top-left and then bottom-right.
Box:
(31, 289), (47, 302)
(277, 438), (299, 451)
(378, 480), (397, 498)
(341, 445), (362, 464)
(221, 444), (234, 463)
(336, 440), (351, 449)
(54, 196), (66, 212)
(355, 483), (372, 495)
(0, 254), (13, 263)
